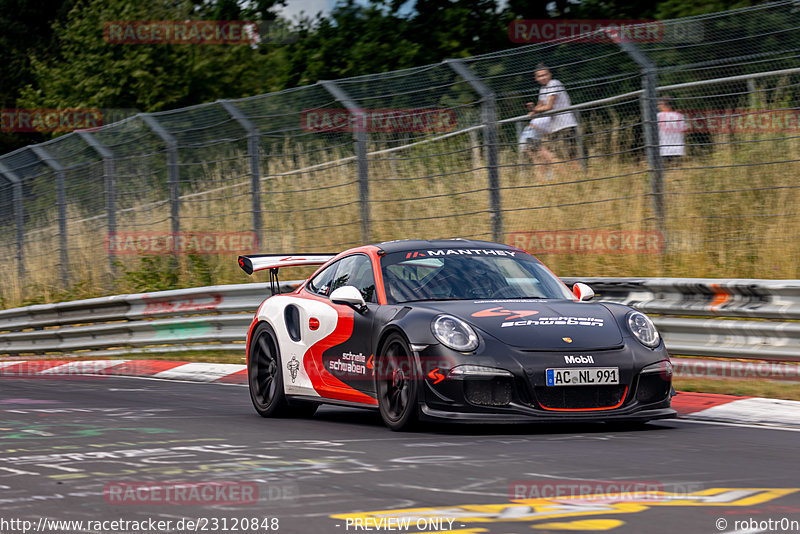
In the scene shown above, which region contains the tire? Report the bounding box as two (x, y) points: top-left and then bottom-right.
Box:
(249, 322), (318, 418)
(376, 333), (419, 431)
(249, 323), (289, 417)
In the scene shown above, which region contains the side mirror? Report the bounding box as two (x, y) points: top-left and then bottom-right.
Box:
(330, 285), (367, 313)
(573, 283), (595, 302)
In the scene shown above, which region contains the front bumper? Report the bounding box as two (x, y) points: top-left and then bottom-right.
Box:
(414, 342), (675, 424)
(419, 404), (676, 424)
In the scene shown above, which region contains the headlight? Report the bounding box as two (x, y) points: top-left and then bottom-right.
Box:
(627, 311), (660, 348)
(432, 315), (479, 352)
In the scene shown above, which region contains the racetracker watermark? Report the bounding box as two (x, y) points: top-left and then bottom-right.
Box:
(510, 231), (664, 255)
(678, 109), (800, 133)
(1, 108), (103, 133)
(509, 19), (704, 44)
(300, 108), (455, 133)
(509, 20), (662, 43)
(0, 361), (109, 380)
(509, 480), (704, 502)
(105, 232), (258, 255)
(104, 481), (260, 505)
(674, 359), (800, 381)
(0, 517), (279, 533)
(103, 20), (298, 45)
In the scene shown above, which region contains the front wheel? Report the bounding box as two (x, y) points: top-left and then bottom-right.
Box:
(376, 333), (419, 431)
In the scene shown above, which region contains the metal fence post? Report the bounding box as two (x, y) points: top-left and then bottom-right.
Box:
(747, 78), (758, 109)
(0, 162), (25, 281)
(445, 59), (502, 242)
(77, 131), (117, 277)
(469, 129), (481, 169)
(320, 80), (370, 243)
(140, 114), (180, 239)
(574, 110), (588, 171)
(30, 146), (69, 286)
(219, 100), (263, 249)
(615, 39), (667, 248)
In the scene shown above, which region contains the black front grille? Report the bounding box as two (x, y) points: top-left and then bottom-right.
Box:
(464, 377), (513, 406)
(636, 373), (671, 404)
(534, 385), (628, 410)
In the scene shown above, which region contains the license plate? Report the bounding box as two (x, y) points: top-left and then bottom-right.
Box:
(546, 367), (619, 386)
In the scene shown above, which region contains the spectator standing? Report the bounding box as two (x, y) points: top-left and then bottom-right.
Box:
(524, 63), (579, 170)
(518, 115), (552, 156)
(657, 95), (687, 165)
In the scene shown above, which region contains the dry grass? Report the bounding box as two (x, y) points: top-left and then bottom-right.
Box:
(674, 376), (800, 401)
(2, 129), (800, 309)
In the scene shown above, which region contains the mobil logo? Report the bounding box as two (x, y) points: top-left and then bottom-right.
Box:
(564, 355), (594, 364)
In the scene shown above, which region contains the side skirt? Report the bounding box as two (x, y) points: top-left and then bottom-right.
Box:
(288, 394), (380, 411)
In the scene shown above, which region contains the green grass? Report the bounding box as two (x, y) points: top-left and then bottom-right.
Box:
(674, 377), (800, 401)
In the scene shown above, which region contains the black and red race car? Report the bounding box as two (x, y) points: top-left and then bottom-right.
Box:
(238, 239), (675, 431)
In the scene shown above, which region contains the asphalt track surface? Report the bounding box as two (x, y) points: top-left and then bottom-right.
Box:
(0, 376), (799, 534)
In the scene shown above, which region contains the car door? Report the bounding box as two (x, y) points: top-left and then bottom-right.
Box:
(314, 253), (379, 397)
(274, 260), (342, 399)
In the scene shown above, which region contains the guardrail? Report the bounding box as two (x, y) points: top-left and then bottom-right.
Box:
(562, 277), (800, 361)
(0, 282), (292, 356)
(0, 278), (798, 361)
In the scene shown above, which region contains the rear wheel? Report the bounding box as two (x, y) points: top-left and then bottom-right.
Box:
(376, 333), (419, 431)
(248, 323), (317, 418)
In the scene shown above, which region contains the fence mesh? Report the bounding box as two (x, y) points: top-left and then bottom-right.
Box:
(2, 1), (800, 307)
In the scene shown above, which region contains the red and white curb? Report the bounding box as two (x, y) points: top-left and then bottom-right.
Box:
(0, 360), (247, 384)
(673, 391), (800, 427)
(2, 360), (800, 427)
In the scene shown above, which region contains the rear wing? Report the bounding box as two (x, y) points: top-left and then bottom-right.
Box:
(238, 253), (338, 295)
(237, 254), (338, 275)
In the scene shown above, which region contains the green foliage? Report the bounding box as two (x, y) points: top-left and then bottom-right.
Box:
(279, 1), (421, 86)
(186, 254), (215, 287)
(17, 0), (281, 113)
(114, 254), (220, 293)
(654, 0), (766, 19)
(116, 256), (180, 292)
(4, 0), (780, 157)
(0, 0), (73, 153)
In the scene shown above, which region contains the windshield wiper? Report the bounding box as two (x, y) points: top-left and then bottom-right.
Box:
(397, 297), (463, 303)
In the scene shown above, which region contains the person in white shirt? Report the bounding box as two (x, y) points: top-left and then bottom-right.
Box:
(657, 95), (687, 165)
(522, 64), (579, 171)
(518, 116), (552, 149)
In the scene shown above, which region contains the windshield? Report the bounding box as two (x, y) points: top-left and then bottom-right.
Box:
(380, 249), (575, 303)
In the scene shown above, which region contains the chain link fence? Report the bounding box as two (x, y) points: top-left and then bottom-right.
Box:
(2, 1), (800, 308)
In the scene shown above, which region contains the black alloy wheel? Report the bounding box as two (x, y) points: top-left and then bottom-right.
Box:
(376, 333), (419, 431)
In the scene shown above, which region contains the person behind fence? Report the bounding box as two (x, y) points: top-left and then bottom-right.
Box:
(518, 115), (552, 161)
(523, 63), (579, 167)
(657, 95), (687, 165)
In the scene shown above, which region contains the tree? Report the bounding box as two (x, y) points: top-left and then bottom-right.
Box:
(0, 0), (74, 153)
(17, 0), (286, 114)
(278, 1), (421, 86)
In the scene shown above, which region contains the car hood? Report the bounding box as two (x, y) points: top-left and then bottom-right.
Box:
(414, 299), (624, 351)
